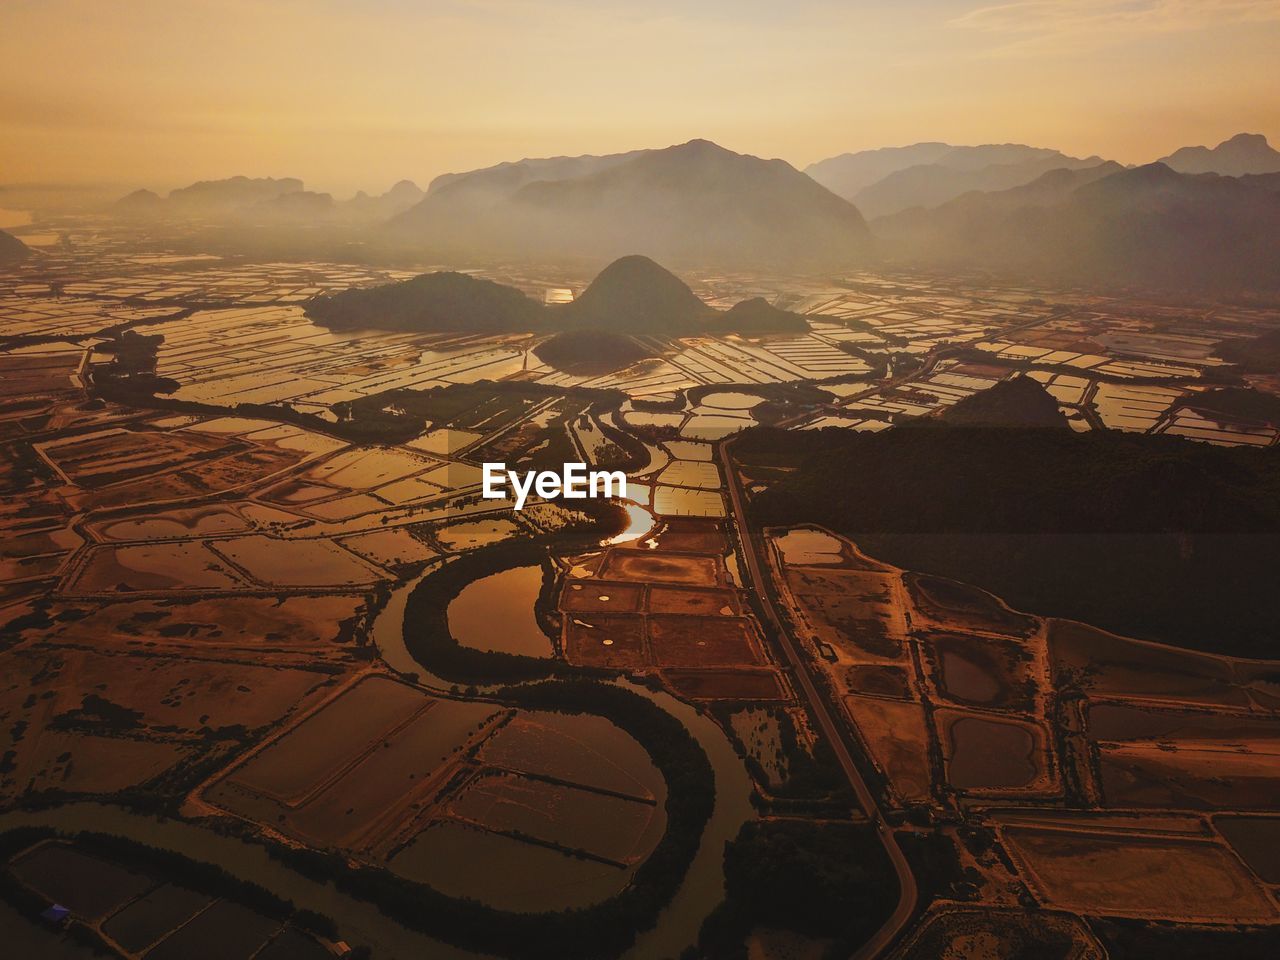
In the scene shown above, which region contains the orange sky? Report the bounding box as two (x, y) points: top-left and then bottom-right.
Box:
(2, 0), (1278, 195)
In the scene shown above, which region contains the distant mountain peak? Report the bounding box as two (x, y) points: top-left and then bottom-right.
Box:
(391, 140), (870, 267)
(1159, 133), (1280, 176)
(558, 254), (713, 333)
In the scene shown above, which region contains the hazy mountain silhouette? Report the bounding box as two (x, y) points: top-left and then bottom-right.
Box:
(114, 188), (165, 217)
(306, 254), (814, 336)
(1160, 133), (1280, 176)
(806, 142), (1105, 216)
(248, 190), (336, 222)
(167, 176), (305, 212)
(804, 143), (955, 198)
(532, 329), (655, 375)
(874, 161), (1124, 260)
(874, 162), (1280, 290)
(718, 298), (809, 334)
(114, 178), (426, 225)
(852, 151), (1107, 218)
(306, 271), (544, 333)
(554, 255), (715, 333)
(0, 229), (30, 264)
(425, 151), (646, 204)
(389, 140), (871, 267)
(343, 180), (425, 220)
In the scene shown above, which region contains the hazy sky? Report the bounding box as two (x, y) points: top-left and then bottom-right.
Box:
(3, 0), (1278, 195)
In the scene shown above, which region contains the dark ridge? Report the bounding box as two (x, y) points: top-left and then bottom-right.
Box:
(938, 375), (1069, 429)
(0, 229), (30, 264)
(305, 271), (544, 333)
(532, 329), (655, 374)
(555, 254), (714, 334)
(717, 297), (809, 334)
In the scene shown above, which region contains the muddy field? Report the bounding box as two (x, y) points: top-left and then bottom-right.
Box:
(1002, 825), (1277, 922)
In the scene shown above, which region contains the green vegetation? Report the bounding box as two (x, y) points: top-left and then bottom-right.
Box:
(696, 820), (898, 959)
(740, 419), (1280, 655)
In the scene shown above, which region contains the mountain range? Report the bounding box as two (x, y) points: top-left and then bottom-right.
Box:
(806, 143), (1108, 217)
(114, 177), (424, 223)
(386, 139), (872, 268)
(1158, 133), (1280, 177)
(875, 161), (1280, 289)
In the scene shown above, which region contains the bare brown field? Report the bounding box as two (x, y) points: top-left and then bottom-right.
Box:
(845, 664), (913, 700)
(1050, 620), (1260, 709)
(1002, 826), (1277, 921)
(648, 615), (764, 667)
(37, 427), (233, 488)
(224, 677), (430, 803)
(0, 350), (83, 401)
(784, 567), (907, 661)
(938, 709), (1050, 792)
(1087, 702), (1280, 742)
(210, 682), (504, 851)
(563, 613), (647, 668)
(646, 584), (739, 616)
(600, 549), (721, 586)
(68, 541), (248, 592)
(894, 906), (1101, 960)
(642, 518), (729, 553)
(1098, 743), (1280, 810)
(475, 711), (664, 801)
(561, 580), (645, 613)
(447, 772), (662, 864)
(29, 594), (367, 657)
(6, 731), (191, 797)
(843, 693), (933, 802)
(3, 646), (334, 732)
(211, 534), (387, 588)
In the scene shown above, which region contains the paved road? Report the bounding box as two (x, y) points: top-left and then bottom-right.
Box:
(719, 434), (919, 960)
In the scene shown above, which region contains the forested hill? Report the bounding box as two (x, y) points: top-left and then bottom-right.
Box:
(739, 422), (1280, 655)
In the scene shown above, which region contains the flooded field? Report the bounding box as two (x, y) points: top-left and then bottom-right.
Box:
(447, 563), (551, 656)
(931, 633), (1034, 709)
(943, 714), (1042, 790)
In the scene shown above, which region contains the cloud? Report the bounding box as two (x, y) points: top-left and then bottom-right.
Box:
(951, 0), (1280, 54)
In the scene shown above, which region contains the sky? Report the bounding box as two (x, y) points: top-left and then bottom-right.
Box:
(2, 0), (1279, 196)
